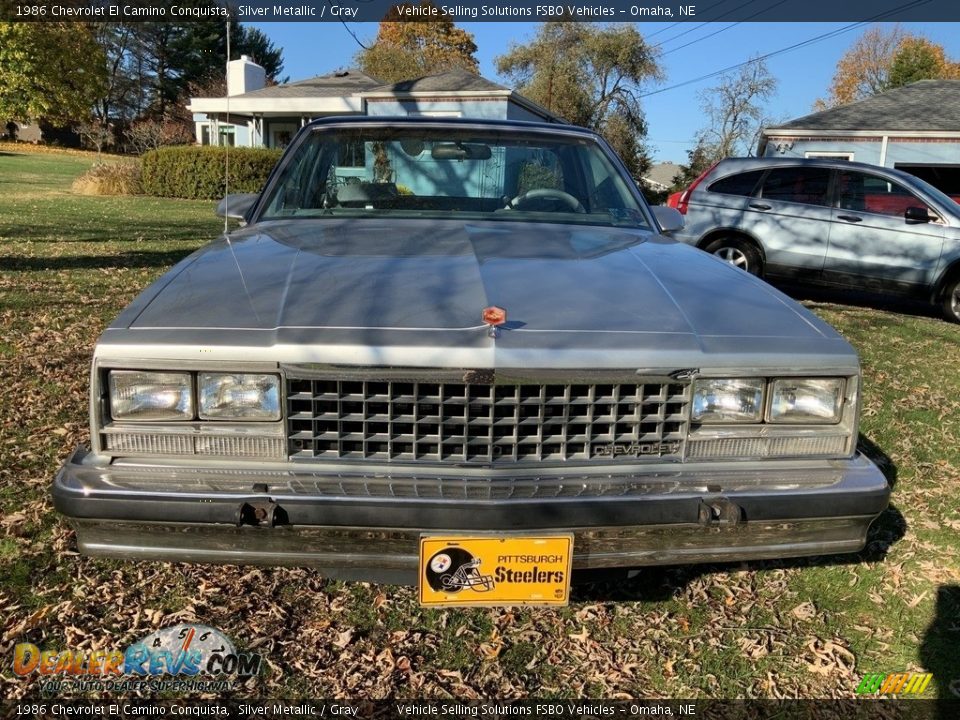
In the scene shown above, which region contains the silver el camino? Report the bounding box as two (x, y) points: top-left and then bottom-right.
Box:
(54, 118), (890, 588)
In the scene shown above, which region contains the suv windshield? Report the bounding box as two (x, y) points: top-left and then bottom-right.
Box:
(259, 126), (651, 229)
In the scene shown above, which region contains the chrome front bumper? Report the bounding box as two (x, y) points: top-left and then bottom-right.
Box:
(54, 447), (891, 584)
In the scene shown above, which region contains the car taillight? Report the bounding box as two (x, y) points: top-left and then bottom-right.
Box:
(676, 162), (719, 215)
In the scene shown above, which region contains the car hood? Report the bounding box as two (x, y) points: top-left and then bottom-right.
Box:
(103, 218), (856, 369)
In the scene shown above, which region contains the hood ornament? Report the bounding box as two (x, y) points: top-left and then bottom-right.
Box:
(482, 306), (507, 338)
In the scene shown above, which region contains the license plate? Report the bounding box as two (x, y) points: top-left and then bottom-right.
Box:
(418, 534), (573, 607)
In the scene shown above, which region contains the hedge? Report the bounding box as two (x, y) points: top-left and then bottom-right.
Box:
(140, 145), (283, 200)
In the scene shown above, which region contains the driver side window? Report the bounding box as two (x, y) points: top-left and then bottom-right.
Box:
(837, 170), (931, 218)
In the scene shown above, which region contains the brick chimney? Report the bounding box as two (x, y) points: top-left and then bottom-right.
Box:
(227, 55), (266, 97)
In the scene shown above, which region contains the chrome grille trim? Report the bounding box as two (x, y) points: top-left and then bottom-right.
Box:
(286, 376), (690, 464)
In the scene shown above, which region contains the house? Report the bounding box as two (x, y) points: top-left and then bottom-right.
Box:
(2, 120), (43, 143)
(641, 162), (683, 193)
(758, 79), (960, 197)
(187, 56), (556, 149)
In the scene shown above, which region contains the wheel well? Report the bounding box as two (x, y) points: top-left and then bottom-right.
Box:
(933, 260), (960, 302)
(696, 230), (766, 263)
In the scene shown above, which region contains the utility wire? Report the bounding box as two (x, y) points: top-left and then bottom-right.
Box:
(660, 1), (790, 57)
(640, 0), (933, 98)
(642, 0), (733, 41)
(649, 0), (762, 50)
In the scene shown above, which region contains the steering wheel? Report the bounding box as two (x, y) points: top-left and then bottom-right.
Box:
(507, 188), (585, 213)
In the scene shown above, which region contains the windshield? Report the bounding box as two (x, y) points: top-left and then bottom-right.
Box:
(259, 126), (651, 229)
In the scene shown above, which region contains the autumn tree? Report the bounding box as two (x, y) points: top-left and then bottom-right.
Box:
(816, 25), (960, 109)
(496, 22), (662, 181)
(888, 36), (960, 88)
(696, 57), (776, 160)
(357, 2), (479, 83)
(0, 23), (107, 124)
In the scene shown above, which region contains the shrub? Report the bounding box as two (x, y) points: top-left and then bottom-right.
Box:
(71, 161), (142, 196)
(125, 119), (193, 155)
(140, 146), (282, 200)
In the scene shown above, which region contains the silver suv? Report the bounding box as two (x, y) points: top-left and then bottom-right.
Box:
(670, 157), (960, 322)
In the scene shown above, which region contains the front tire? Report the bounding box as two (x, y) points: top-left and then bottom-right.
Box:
(943, 276), (960, 323)
(703, 237), (763, 276)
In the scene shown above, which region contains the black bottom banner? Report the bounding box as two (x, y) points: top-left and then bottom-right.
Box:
(4, 700), (960, 720)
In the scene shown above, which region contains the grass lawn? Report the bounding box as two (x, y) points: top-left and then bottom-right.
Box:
(0, 144), (958, 700)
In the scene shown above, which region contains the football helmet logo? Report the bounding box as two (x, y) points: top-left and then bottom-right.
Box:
(425, 547), (495, 593)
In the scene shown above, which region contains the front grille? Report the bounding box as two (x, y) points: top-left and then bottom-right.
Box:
(286, 377), (690, 464)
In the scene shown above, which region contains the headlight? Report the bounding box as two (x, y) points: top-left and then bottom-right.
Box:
(692, 378), (764, 423)
(198, 373), (280, 421)
(768, 378), (844, 424)
(109, 371), (193, 421)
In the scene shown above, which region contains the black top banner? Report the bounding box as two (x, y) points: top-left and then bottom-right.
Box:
(3, 0), (960, 23)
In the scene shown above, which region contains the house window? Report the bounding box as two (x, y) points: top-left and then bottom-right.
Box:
(200, 124), (211, 146)
(219, 126), (235, 147)
(804, 151), (853, 161)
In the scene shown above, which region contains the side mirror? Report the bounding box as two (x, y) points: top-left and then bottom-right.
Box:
(216, 193), (259, 222)
(904, 206), (932, 224)
(653, 205), (685, 234)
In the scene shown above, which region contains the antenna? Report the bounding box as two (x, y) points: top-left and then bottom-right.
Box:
(224, 19), (231, 235)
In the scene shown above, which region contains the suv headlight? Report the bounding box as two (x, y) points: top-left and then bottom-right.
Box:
(108, 371), (193, 421)
(692, 378), (764, 423)
(198, 373), (280, 421)
(768, 378), (844, 424)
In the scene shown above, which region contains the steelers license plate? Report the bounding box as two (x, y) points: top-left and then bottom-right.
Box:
(418, 534), (573, 607)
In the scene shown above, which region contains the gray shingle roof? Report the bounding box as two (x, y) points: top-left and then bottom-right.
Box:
(235, 69), (382, 99)
(768, 79), (960, 132)
(644, 162), (683, 188)
(368, 70), (509, 94)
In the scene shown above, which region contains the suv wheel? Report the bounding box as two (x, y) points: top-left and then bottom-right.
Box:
(703, 237), (763, 276)
(944, 276), (960, 323)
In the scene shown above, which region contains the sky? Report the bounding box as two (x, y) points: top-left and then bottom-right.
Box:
(250, 20), (960, 165)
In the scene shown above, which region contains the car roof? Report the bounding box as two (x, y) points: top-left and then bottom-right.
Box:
(303, 115), (597, 138)
(709, 156), (932, 185)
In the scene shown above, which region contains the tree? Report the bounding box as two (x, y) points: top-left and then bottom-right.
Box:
(89, 22), (284, 125)
(816, 25), (960, 109)
(496, 22), (662, 181)
(816, 25), (905, 109)
(124, 119), (193, 155)
(173, 23), (285, 93)
(888, 36), (960, 88)
(357, 2), (479, 83)
(696, 58), (776, 160)
(0, 23), (107, 124)
(76, 121), (113, 161)
(669, 138), (720, 193)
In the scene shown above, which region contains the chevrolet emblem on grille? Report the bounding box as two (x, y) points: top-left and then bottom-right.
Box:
(592, 441), (682, 458)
